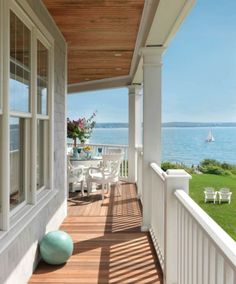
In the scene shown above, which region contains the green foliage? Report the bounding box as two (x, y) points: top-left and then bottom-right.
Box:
(190, 174), (236, 241)
(161, 161), (194, 174)
(199, 159), (236, 176)
(200, 159), (221, 167)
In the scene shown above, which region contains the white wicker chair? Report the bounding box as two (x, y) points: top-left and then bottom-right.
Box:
(204, 187), (217, 204)
(218, 188), (232, 204)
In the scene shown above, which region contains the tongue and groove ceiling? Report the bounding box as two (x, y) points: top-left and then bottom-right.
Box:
(42, 0), (145, 85)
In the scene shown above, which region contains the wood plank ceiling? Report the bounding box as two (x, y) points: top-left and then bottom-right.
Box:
(42, 0), (145, 85)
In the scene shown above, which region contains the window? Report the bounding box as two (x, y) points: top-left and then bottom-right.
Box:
(0, 0), (54, 229)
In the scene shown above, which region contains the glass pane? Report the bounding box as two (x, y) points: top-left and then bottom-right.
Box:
(37, 120), (49, 189)
(37, 41), (48, 115)
(10, 117), (25, 209)
(10, 11), (31, 112)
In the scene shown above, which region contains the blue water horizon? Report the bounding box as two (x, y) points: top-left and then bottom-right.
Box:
(85, 126), (236, 166)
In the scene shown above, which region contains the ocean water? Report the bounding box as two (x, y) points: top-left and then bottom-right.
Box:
(88, 127), (236, 165)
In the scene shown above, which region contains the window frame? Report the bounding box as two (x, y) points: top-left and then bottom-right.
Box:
(0, 0), (54, 231)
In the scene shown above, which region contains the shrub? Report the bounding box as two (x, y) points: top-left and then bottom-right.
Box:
(161, 161), (194, 174)
(200, 159), (221, 168)
(199, 160), (234, 176)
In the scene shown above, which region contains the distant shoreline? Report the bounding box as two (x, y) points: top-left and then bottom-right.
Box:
(95, 122), (236, 128)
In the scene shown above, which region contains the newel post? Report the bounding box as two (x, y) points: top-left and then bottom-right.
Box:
(164, 169), (191, 284)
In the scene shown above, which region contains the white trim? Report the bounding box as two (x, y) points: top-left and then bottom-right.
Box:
(37, 114), (50, 120)
(133, 0), (196, 84)
(10, 201), (27, 217)
(9, 0), (34, 32)
(36, 185), (46, 195)
(31, 27), (37, 205)
(64, 43), (68, 198)
(129, 0), (158, 77)
(16, 0), (54, 45)
(49, 44), (54, 190)
(10, 111), (32, 118)
(68, 75), (132, 94)
(162, 0), (196, 48)
(38, 0), (66, 43)
(1, 0), (10, 231)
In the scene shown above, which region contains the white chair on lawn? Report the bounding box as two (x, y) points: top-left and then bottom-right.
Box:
(67, 156), (85, 197)
(204, 187), (217, 204)
(218, 188), (232, 204)
(86, 154), (123, 201)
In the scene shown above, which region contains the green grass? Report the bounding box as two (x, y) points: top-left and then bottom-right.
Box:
(189, 174), (236, 240)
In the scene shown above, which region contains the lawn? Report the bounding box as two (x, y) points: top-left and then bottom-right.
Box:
(189, 174), (236, 241)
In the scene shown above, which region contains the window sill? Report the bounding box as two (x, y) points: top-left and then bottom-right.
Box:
(0, 189), (58, 254)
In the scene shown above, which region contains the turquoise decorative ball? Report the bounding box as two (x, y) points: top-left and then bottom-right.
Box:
(40, 230), (73, 265)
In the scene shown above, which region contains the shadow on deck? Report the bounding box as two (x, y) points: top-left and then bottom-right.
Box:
(29, 183), (163, 283)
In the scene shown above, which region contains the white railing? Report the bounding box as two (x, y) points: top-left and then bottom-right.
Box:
(175, 190), (236, 284)
(67, 143), (129, 179)
(136, 146), (143, 200)
(149, 163), (236, 284)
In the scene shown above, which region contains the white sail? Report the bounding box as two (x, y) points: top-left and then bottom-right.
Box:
(206, 129), (215, 142)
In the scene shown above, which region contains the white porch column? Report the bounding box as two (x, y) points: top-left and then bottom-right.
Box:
(128, 85), (143, 183)
(141, 46), (165, 231)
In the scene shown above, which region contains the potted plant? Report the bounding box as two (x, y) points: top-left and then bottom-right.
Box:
(67, 112), (97, 158)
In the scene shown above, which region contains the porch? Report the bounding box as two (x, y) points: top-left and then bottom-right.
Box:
(29, 183), (163, 283)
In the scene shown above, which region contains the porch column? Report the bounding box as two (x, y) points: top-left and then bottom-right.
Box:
(128, 85), (143, 183)
(141, 46), (165, 231)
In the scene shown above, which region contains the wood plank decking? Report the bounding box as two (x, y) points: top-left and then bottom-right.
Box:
(29, 183), (163, 283)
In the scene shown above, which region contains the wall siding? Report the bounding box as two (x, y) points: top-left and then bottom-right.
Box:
(0, 1), (67, 283)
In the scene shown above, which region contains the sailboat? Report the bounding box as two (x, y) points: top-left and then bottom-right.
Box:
(206, 129), (215, 142)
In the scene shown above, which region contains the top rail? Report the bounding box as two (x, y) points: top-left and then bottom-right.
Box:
(67, 142), (128, 148)
(150, 162), (165, 181)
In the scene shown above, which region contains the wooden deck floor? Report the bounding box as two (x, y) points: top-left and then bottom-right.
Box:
(29, 183), (163, 283)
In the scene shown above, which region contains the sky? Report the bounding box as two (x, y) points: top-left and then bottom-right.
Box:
(68, 0), (236, 123)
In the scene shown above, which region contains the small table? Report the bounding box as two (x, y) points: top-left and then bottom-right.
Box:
(70, 156), (102, 168)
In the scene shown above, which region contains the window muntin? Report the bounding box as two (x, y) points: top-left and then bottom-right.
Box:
(37, 40), (48, 115)
(10, 11), (31, 113)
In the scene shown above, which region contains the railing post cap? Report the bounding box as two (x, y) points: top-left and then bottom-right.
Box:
(166, 169), (192, 179)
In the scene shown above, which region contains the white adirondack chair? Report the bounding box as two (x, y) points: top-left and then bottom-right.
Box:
(86, 153), (123, 201)
(204, 187), (217, 204)
(218, 188), (232, 204)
